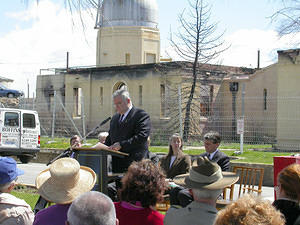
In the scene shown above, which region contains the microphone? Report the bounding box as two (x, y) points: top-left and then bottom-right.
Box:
(99, 116), (111, 126)
(82, 116), (112, 140)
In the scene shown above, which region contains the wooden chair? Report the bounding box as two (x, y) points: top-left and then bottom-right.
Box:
(156, 194), (170, 212)
(233, 165), (264, 197)
(216, 166), (264, 210)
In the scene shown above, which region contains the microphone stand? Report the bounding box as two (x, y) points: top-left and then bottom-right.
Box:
(34, 116), (111, 214)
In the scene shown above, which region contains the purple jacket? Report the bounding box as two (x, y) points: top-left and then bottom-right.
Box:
(33, 204), (71, 225)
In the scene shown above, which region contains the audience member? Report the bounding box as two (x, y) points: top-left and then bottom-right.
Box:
(171, 131), (230, 207)
(215, 195), (285, 225)
(98, 132), (109, 144)
(273, 163), (300, 225)
(164, 156), (239, 225)
(33, 157), (96, 225)
(0, 157), (34, 225)
(159, 133), (191, 179)
(70, 135), (82, 148)
(114, 159), (167, 225)
(66, 191), (118, 225)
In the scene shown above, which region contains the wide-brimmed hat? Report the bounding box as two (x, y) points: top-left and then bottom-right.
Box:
(36, 158), (96, 204)
(173, 156), (239, 190)
(0, 157), (24, 184)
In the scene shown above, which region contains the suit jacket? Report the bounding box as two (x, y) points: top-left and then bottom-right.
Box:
(160, 153), (191, 179)
(200, 150), (230, 171)
(105, 106), (151, 173)
(164, 201), (218, 225)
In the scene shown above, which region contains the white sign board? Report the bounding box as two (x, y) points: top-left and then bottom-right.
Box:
(237, 118), (244, 134)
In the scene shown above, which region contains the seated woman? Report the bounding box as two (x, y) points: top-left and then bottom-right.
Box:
(114, 159), (167, 225)
(159, 133), (191, 179)
(273, 163), (300, 225)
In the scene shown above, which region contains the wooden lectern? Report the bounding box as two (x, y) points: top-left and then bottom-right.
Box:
(73, 147), (128, 194)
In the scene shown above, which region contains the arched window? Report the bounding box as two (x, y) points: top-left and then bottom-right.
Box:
(263, 89), (267, 110)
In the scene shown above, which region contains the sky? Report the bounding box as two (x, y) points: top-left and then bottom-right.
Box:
(0, 0), (299, 97)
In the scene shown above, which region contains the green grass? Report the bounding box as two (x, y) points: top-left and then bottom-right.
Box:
(149, 145), (296, 164)
(12, 186), (39, 210)
(40, 137), (297, 165)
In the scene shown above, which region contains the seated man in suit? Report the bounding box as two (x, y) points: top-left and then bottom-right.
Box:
(170, 131), (230, 207)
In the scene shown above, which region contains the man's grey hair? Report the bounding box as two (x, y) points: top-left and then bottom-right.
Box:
(191, 188), (222, 201)
(112, 89), (131, 102)
(204, 131), (221, 144)
(67, 191), (116, 225)
(98, 132), (109, 139)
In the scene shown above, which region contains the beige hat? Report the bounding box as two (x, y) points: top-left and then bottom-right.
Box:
(36, 158), (96, 204)
(173, 156), (239, 190)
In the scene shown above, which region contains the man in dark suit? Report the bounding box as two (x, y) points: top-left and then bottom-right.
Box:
(105, 89), (151, 173)
(171, 131), (230, 207)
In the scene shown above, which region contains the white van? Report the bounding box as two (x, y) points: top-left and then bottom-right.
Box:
(0, 108), (40, 163)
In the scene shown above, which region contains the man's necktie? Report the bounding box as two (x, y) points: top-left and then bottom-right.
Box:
(119, 114), (124, 123)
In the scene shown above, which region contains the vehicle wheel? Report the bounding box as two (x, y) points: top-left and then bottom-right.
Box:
(18, 155), (32, 164)
(7, 93), (14, 98)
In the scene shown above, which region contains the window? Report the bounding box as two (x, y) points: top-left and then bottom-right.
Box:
(73, 88), (82, 117)
(23, 113), (36, 128)
(160, 84), (165, 117)
(5, 112), (19, 127)
(100, 87), (103, 106)
(146, 53), (156, 63)
(200, 96), (210, 117)
(139, 85), (143, 106)
(263, 89), (267, 110)
(125, 53), (130, 65)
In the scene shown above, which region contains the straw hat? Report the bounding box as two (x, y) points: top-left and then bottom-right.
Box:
(36, 158), (96, 204)
(173, 156), (239, 190)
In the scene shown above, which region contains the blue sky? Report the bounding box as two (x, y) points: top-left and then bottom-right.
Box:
(0, 0), (298, 96)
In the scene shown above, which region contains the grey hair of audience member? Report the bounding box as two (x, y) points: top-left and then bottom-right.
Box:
(112, 89), (131, 103)
(191, 188), (222, 201)
(67, 191), (117, 225)
(0, 180), (16, 193)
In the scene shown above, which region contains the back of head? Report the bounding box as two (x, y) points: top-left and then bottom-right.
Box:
(214, 195), (285, 225)
(67, 191), (116, 225)
(120, 159), (167, 207)
(0, 157), (24, 192)
(278, 163), (300, 201)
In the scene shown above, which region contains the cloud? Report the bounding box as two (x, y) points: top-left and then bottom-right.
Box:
(0, 0), (97, 97)
(162, 28), (300, 68)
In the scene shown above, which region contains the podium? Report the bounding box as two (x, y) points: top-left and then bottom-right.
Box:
(74, 147), (128, 194)
(273, 155), (300, 199)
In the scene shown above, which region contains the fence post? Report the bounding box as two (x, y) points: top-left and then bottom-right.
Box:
(81, 95), (86, 143)
(51, 90), (56, 140)
(178, 85), (183, 137)
(240, 83), (245, 154)
(56, 95), (82, 139)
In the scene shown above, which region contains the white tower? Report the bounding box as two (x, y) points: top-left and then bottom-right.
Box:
(95, 0), (160, 66)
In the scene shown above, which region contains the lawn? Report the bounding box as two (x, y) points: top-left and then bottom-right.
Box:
(40, 137), (297, 165)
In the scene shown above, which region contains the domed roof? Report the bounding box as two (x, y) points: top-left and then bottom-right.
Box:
(99, 0), (158, 28)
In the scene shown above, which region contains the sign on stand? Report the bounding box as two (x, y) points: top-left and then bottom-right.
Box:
(237, 118), (244, 154)
(237, 118), (244, 134)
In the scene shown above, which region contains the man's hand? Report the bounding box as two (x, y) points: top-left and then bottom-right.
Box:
(109, 142), (121, 151)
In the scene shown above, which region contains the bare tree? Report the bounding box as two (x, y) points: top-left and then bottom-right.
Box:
(169, 0), (229, 141)
(271, 0), (300, 36)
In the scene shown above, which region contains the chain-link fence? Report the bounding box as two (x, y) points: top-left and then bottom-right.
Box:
(7, 90), (300, 152)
